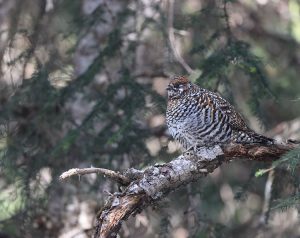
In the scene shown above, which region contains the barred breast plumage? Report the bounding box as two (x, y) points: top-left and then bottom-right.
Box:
(166, 76), (274, 150)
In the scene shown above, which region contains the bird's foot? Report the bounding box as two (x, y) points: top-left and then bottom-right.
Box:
(182, 145), (197, 157)
(183, 144), (224, 161)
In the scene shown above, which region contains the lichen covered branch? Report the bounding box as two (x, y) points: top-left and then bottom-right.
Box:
(92, 143), (297, 238)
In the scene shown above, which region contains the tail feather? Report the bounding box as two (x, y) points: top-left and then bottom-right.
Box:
(236, 131), (274, 145)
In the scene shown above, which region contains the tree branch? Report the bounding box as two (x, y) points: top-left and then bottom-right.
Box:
(59, 167), (131, 186)
(88, 142), (297, 238)
(167, 0), (194, 74)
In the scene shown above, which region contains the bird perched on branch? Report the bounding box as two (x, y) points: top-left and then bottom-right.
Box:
(166, 76), (274, 151)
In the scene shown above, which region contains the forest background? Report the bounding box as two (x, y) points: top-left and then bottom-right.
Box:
(0, 0), (300, 237)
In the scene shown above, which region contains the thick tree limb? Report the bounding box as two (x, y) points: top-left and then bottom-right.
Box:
(221, 143), (296, 160)
(90, 142), (297, 238)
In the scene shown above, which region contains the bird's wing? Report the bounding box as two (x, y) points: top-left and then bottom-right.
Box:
(196, 88), (250, 132)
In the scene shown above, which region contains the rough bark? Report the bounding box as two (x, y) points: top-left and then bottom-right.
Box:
(92, 142), (298, 238)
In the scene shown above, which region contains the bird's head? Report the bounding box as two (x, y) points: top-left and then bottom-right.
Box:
(166, 76), (192, 99)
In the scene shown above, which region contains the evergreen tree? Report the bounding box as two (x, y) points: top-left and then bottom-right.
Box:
(0, 0), (299, 237)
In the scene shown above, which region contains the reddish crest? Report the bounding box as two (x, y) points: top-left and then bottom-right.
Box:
(171, 76), (189, 86)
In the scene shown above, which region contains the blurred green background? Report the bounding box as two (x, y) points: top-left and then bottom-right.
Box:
(0, 0), (300, 237)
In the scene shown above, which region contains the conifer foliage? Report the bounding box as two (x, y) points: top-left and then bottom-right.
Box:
(0, 0), (299, 237)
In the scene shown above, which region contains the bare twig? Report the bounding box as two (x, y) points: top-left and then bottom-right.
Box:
(167, 0), (194, 74)
(259, 169), (275, 225)
(223, 0), (233, 44)
(59, 167), (131, 186)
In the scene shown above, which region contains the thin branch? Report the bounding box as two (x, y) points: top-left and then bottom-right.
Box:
(259, 169), (275, 225)
(59, 167), (131, 186)
(167, 0), (194, 74)
(223, 0), (233, 44)
(22, 0), (46, 79)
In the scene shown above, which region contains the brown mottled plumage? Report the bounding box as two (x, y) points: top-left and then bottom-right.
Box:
(166, 76), (274, 150)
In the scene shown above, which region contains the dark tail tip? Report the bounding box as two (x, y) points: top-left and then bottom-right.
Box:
(250, 132), (274, 145)
(287, 139), (300, 144)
